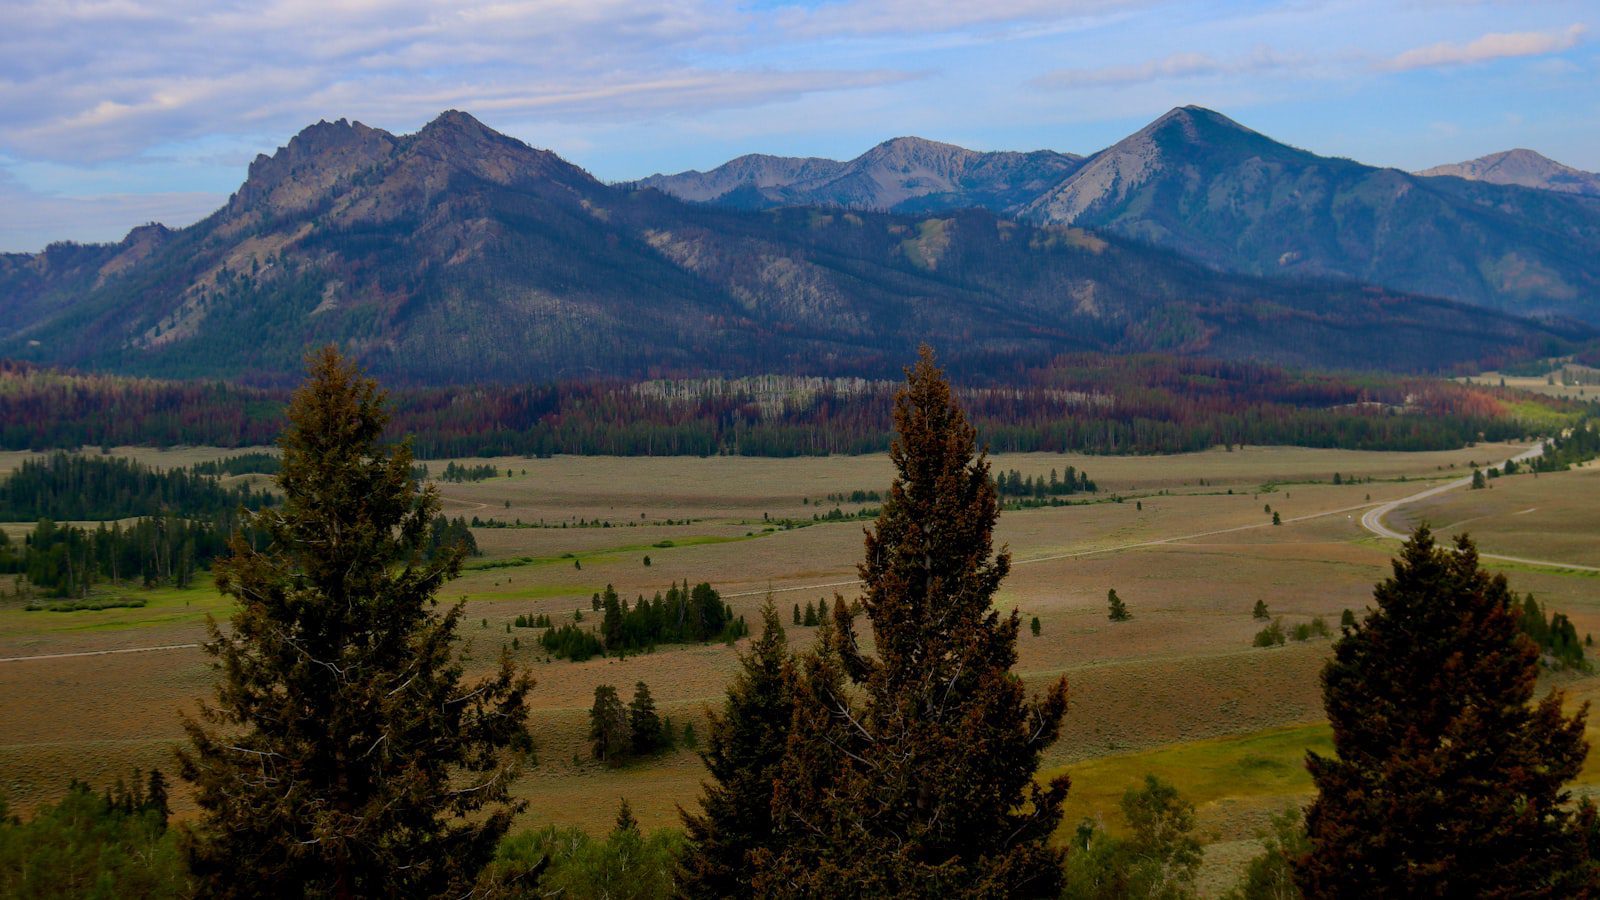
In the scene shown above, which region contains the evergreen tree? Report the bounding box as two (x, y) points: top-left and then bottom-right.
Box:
(590, 685), (629, 764)
(628, 681), (663, 755)
(1297, 526), (1598, 896)
(614, 799), (639, 836)
(793, 603), (802, 626)
(1031, 615), (1042, 637)
(802, 600), (819, 626)
(680, 598), (793, 897)
(1252, 599), (1270, 620)
(144, 768), (170, 827)
(177, 348), (532, 898)
(1108, 589), (1132, 622)
(754, 348), (1070, 897)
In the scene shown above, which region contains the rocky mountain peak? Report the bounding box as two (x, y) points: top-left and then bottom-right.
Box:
(234, 118), (397, 216)
(1416, 149), (1600, 197)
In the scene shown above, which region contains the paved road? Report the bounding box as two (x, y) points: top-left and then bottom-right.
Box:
(1358, 442), (1600, 573)
(7, 444), (1589, 664)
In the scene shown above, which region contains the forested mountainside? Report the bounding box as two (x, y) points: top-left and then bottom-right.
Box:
(0, 111), (1581, 386)
(649, 107), (1600, 323)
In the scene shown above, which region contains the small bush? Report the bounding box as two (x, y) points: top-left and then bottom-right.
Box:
(1253, 618), (1287, 648)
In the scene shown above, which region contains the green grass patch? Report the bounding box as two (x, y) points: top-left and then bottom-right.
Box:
(1503, 400), (1580, 433)
(24, 597), (147, 612)
(1047, 722), (1331, 835)
(1, 579), (231, 635)
(1480, 559), (1600, 579)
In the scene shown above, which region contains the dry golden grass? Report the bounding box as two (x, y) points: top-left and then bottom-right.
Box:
(2, 441), (1597, 896)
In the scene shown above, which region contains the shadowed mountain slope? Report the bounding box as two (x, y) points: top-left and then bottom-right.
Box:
(0, 112), (1582, 385)
(650, 108), (1600, 323)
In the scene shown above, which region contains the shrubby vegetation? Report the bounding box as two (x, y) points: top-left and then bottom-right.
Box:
(0, 771), (181, 899)
(482, 813), (683, 899)
(1063, 776), (1203, 899)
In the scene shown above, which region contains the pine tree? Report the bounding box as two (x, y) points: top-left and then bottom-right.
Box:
(793, 603), (802, 626)
(590, 685), (629, 763)
(178, 348), (532, 898)
(755, 348), (1070, 897)
(1297, 526), (1598, 896)
(145, 768), (170, 826)
(680, 598), (793, 897)
(1108, 589), (1131, 622)
(1031, 615), (1042, 636)
(629, 681), (663, 755)
(1252, 599), (1270, 620)
(615, 799), (639, 836)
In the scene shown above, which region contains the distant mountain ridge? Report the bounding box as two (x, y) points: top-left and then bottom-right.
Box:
(648, 107), (1600, 323)
(637, 136), (1083, 215)
(0, 111), (1583, 385)
(1416, 149), (1600, 198)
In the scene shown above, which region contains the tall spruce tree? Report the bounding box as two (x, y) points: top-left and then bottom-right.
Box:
(1297, 526), (1597, 896)
(756, 348), (1070, 897)
(628, 681), (663, 755)
(178, 348), (532, 898)
(680, 598), (793, 897)
(590, 685), (629, 763)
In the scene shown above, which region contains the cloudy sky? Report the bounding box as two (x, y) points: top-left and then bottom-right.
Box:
(2, 0), (1595, 251)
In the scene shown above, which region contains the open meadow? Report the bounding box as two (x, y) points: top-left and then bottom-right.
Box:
(3, 440), (1598, 893)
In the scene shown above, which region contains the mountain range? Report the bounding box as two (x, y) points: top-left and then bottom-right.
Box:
(0, 109), (1589, 385)
(646, 107), (1600, 324)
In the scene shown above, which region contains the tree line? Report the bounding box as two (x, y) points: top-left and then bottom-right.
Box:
(0, 514), (245, 596)
(0, 353), (1567, 458)
(0, 451), (274, 521)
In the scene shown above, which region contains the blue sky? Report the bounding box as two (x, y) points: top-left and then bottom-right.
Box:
(2, 0), (1595, 252)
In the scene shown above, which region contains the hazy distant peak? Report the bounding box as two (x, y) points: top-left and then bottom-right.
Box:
(1416, 148), (1600, 197)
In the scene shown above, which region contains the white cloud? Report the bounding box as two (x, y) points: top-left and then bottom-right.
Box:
(1032, 48), (1298, 89)
(1386, 23), (1586, 71)
(770, 0), (1141, 39)
(0, 0), (908, 163)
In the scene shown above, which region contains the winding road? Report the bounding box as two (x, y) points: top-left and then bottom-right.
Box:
(5, 442), (1592, 664)
(1360, 441), (1600, 573)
